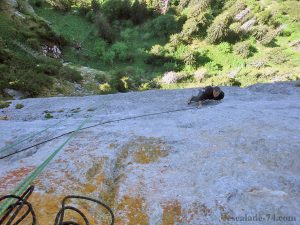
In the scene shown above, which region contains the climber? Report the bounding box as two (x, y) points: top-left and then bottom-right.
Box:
(187, 86), (224, 107)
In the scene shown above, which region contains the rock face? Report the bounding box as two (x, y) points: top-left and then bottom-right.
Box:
(0, 82), (300, 224)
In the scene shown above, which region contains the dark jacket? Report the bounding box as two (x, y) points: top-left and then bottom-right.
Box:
(191, 86), (224, 102)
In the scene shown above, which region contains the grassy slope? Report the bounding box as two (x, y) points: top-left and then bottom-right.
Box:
(1, 0), (299, 102)
(34, 7), (169, 79)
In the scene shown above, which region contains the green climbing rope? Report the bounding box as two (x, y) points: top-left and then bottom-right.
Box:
(0, 117), (91, 216)
(0, 119), (64, 154)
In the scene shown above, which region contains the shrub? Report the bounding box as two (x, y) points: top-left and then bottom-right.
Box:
(44, 112), (53, 119)
(98, 83), (116, 94)
(251, 25), (269, 41)
(15, 104), (24, 109)
(217, 42), (232, 54)
(131, 0), (150, 24)
(161, 71), (180, 84)
(233, 41), (251, 58)
(94, 13), (115, 43)
(147, 14), (179, 37)
(139, 80), (159, 91)
(10, 70), (53, 96)
(49, 0), (72, 12)
(267, 48), (290, 64)
(183, 51), (198, 66)
(37, 63), (60, 76)
(206, 13), (232, 43)
(58, 67), (82, 82)
(260, 29), (279, 46)
(205, 61), (222, 74)
(94, 39), (107, 57)
(26, 38), (40, 50)
(150, 44), (166, 56)
(0, 101), (11, 109)
(194, 68), (208, 81)
(102, 0), (132, 21)
(111, 42), (129, 61)
(102, 50), (116, 65)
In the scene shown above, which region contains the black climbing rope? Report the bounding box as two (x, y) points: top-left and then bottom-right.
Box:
(0, 186), (36, 225)
(0, 186), (114, 225)
(0, 107), (195, 159)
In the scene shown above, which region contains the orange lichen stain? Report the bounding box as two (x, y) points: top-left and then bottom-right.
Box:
(134, 147), (168, 164)
(86, 159), (106, 181)
(96, 174), (105, 185)
(116, 195), (149, 225)
(15, 192), (98, 225)
(0, 166), (35, 189)
(83, 183), (97, 193)
(162, 200), (183, 225)
(121, 137), (169, 165)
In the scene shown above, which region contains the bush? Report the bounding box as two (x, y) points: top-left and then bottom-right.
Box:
(106, 68), (140, 92)
(111, 42), (129, 61)
(251, 25), (269, 41)
(161, 71), (180, 84)
(267, 48), (290, 64)
(102, 50), (116, 65)
(217, 42), (232, 54)
(194, 68), (208, 81)
(15, 104), (24, 109)
(139, 80), (159, 91)
(131, 0), (150, 24)
(233, 41), (251, 58)
(102, 0), (132, 21)
(206, 13), (232, 43)
(94, 39), (107, 57)
(94, 13), (115, 43)
(98, 83), (116, 94)
(205, 61), (222, 74)
(58, 67), (82, 82)
(49, 0), (73, 12)
(0, 101), (11, 109)
(44, 112), (53, 119)
(260, 29), (279, 46)
(26, 38), (40, 50)
(37, 63), (60, 76)
(10, 70), (53, 96)
(147, 14), (179, 37)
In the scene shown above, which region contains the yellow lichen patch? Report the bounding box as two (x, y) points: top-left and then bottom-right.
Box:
(121, 137), (170, 165)
(85, 158), (107, 181)
(83, 183), (97, 193)
(134, 147), (168, 164)
(162, 200), (183, 225)
(116, 195), (149, 225)
(14, 192), (99, 225)
(0, 166), (35, 190)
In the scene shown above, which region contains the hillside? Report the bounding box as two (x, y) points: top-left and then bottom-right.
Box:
(0, 82), (300, 224)
(0, 0), (300, 105)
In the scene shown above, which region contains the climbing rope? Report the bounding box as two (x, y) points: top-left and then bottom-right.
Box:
(0, 186), (114, 225)
(0, 106), (196, 222)
(0, 119), (65, 154)
(0, 106), (195, 160)
(0, 117), (90, 217)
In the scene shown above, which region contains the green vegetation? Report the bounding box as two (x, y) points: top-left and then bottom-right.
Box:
(15, 104), (24, 109)
(0, 101), (11, 109)
(0, 0), (299, 99)
(44, 112), (54, 119)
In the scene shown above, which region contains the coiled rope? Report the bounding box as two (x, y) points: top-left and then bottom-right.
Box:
(0, 186), (114, 225)
(0, 117), (90, 217)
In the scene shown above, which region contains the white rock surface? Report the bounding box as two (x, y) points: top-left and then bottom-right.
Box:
(0, 82), (299, 224)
